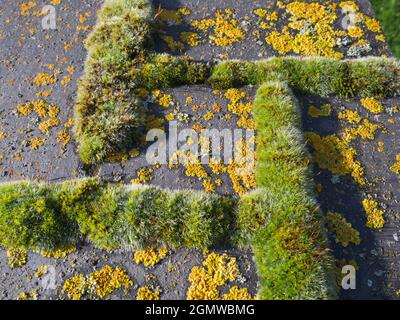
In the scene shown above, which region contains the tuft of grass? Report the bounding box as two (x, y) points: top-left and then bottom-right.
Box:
(237, 81), (337, 300)
(0, 182), (79, 252)
(371, 0), (400, 58)
(0, 179), (237, 252)
(74, 0), (153, 165)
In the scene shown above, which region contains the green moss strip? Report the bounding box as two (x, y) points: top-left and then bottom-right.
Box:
(209, 57), (400, 98)
(0, 179), (236, 252)
(74, 0), (209, 165)
(236, 81), (337, 300)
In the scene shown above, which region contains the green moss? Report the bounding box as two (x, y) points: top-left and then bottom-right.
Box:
(327, 212), (361, 247)
(0, 182), (79, 252)
(208, 57), (400, 98)
(0, 179), (236, 252)
(74, 0), (153, 165)
(138, 54), (211, 89)
(236, 81), (337, 300)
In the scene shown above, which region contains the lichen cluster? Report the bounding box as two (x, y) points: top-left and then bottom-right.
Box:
(62, 265), (133, 300)
(134, 247), (169, 268)
(186, 252), (252, 300)
(6, 248), (28, 268)
(362, 199), (385, 229)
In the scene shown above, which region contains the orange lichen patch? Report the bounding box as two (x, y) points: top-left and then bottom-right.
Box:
(362, 199), (385, 229)
(226, 137), (256, 195)
(364, 16), (381, 33)
(136, 287), (160, 300)
(30, 137), (46, 150)
(360, 97), (383, 114)
(391, 154), (400, 174)
(61, 76), (73, 86)
(264, 2), (345, 59)
(180, 32), (199, 46)
(19, 2), (37, 16)
(63, 275), (87, 300)
(64, 118), (74, 128)
(375, 34), (385, 42)
(17, 102), (33, 116)
(57, 129), (71, 147)
(187, 252), (243, 300)
(33, 73), (57, 87)
(308, 104), (332, 118)
(222, 286), (253, 300)
(224, 88), (254, 129)
(34, 265), (48, 279)
(343, 119), (382, 142)
(131, 166), (157, 184)
(338, 109), (361, 124)
(38, 118), (60, 134)
(134, 247), (169, 268)
(377, 141), (384, 153)
(19, 100), (59, 119)
(63, 266), (132, 300)
(184, 160), (209, 179)
(155, 92), (174, 107)
(339, 1), (359, 11)
(6, 248), (27, 268)
(192, 9), (245, 46)
(41, 246), (76, 259)
(347, 26), (364, 38)
(36, 90), (53, 98)
(209, 158), (227, 175)
(203, 179), (216, 193)
(87, 266), (133, 298)
(203, 111), (215, 121)
(305, 132), (366, 185)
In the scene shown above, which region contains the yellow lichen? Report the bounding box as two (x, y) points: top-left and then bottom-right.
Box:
(34, 265), (48, 278)
(203, 179), (216, 193)
(33, 72), (57, 87)
(338, 109), (361, 124)
(136, 286), (160, 300)
(222, 286), (253, 300)
(391, 154), (400, 174)
(364, 16), (381, 33)
(6, 248), (27, 268)
(134, 247), (169, 268)
(30, 137), (46, 150)
(360, 97), (383, 114)
(180, 32), (199, 46)
(57, 129), (71, 147)
(87, 265), (133, 298)
(305, 132), (365, 185)
(62, 275), (87, 300)
(41, 246), (76, 259)
(362, 199), (385, 229)
(131, 167), (156, 185)
(347, 26), (363, 38)
(187, 252), (246, 300)
(192, 9), (244, 46)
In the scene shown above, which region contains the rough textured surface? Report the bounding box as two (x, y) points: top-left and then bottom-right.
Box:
(0, 0), (399, 300)
(299, 93), (400, 299)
